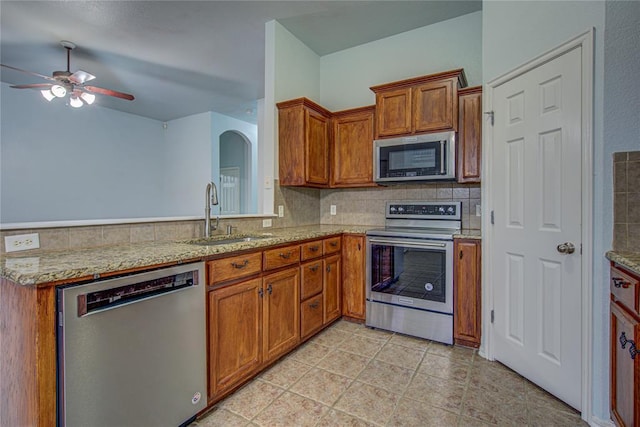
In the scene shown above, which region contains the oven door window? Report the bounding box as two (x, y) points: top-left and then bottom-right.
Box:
(370, 243), (446, 303)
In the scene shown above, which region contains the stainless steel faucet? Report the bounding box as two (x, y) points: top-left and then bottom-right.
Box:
(204, 181), (219, 238)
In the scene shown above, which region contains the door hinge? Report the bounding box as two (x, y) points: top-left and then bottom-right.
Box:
(491, 309), (495, 324)
(491, 210), (495, 225)
(484, 111), (494, 126)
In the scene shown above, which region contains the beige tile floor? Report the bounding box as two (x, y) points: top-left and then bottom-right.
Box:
(194, 320), (587, 427)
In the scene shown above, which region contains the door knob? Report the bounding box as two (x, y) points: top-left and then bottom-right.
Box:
(556, 242), (575, 254)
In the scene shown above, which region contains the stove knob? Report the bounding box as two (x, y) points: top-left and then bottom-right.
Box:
(390, 206), (396, 212)
(398, 207), (404, 212)
(447, 207), (455, 214)
(438, 207), (445, 213)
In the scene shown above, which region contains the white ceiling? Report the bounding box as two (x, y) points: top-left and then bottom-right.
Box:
(0, 1), (481, 124)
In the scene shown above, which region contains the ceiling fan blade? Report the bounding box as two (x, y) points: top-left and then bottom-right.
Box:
(1, 63), (56, 81)
(69, 70), (96, 84)
(10, 83), (54, 89)
(84, 85), (134, 101)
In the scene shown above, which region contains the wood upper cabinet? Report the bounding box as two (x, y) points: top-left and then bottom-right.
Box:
(331, 106), (376, 187)
(341, 234), (366, 321)
(453, 238), (481, 348)
(610, 263), (640, 427)
(457, 86), (483, 183)
(277, 98), (331, 187)
(262, 267), (300, 363)
(323, 254), (341, 324)
(208, 278), (262, 399)
(371, 69), (467, 139)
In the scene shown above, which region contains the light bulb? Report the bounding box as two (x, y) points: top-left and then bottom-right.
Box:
(80, 92), (95, 105)
(50, 84), (67, 98)
(69, 96), (83, 108)
(41, 89), (55, 101)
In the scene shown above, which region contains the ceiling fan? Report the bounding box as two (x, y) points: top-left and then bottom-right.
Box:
(1, 40), (134, 107)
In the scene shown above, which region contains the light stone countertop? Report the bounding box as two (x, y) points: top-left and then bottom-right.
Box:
(1, 225), (373, 287)
(606, 251), (640, 277)
(454, 229), (481, 240)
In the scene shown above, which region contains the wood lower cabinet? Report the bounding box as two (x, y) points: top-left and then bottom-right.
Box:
(457, 86), (482, 183)
(342, 234), (366, 321)
(262, 267), (300, 363)
(610, 262), (640, 427)
(300, 294), (324, 340)
(331, 106), (376, 188)
(208, 278), (262, 398)
(323, 254), (341, 324)
(453, 238), (481, 348)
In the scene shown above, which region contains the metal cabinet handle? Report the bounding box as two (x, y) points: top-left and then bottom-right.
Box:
(556, 242), (575, 254)
(309, 301), (319, 309)
(231, 260), (249, 269)
(330, 241), (338, 247)
(258, 287), (264, 298)
(279, 252), (292, 259)
(267, 284), (273, 295)
(309, 264), (320, 272)
(326, 265), (331, 273)
(309, 245), (319, 252)
(620, 332), (638, 360)
(613, 277), (631, 289)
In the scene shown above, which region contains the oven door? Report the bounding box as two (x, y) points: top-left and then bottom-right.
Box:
(366, 235), (453, 314)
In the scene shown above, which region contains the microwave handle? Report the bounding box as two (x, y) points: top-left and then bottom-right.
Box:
(440, 140), (446, 174)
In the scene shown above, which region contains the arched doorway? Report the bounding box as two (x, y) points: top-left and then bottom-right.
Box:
(219, 130), (252, 214)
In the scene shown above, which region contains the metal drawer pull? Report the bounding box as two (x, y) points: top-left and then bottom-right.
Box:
(620, 332), (638, 360)
(231, 260), (249, 269)
(326, 265), (331, 272)
(279, 252), (292, 259)
(330, 241), (338, 247)
(267, 284), (273, 295)
(309, 246), (319, 252)
(613, 277), (631, 289)
(258, 288), (264, 298)
(309, 264), (320, 272)
(309, 301), (319, 309)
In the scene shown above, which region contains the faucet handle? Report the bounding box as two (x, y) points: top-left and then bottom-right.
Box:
(226, 224), (236, 235)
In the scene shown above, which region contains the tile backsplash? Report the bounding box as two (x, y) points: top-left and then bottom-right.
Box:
(613, 151), (640, 252)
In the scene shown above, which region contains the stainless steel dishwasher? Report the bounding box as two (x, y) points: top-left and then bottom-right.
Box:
(56, 263), (207, 427)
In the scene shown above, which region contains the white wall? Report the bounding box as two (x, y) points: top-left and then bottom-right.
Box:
(163, 112), (212, 217)
(320, 11), (482, 111)
(482, 0), (609, 421)
(0, 82), (165, 223)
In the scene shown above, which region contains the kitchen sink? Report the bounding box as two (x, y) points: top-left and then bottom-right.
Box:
(186, 235), (273, 246)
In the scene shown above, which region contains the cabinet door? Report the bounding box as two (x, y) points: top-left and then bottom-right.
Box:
(610, 302), (640, 427)
(413, 79), (456, 133)
(208, 278), (262, 398)
(323, 254), (341, 324)
(331, 107), (375, 187)
(300, 294), (324, 340)
(457, 87), (482, 183)
(342, 235), (366, 320)
(305, 109), (330, 186)
(375, 88), (412, 138)
(277, 104), (306, 186)
(454, 239), (481, 348)
(263, 268), (300, 363)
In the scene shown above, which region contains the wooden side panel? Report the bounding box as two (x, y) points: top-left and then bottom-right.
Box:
(341, 235), (366, 320)
(458, 87), (482, 183)
(0, 280), (56, 427)
(305, 109), (330, 186)
(323, 254), (341, 324)
(263, 268), (300, 363)
(207, 251), (262, 285)
(413, 78), (456, 133)
(454, 239), (482, 348)
(331, 107), (376, 187)
(209, 278), (262, 398)
(375, 88), (412, 138)
(278, 105), (306, 186)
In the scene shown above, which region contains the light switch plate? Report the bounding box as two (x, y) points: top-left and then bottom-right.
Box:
(5, 233), (40, 252)
(330, 205), (337, 216)
(278, 205), (284, 217)
(264, 176), (273, 189)
(262, 218), (272, 227)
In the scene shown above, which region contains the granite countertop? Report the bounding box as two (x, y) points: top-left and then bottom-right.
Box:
(1, 225), (373, 287)
(606, 251), (640, 276)
(454, 229), (481, 240)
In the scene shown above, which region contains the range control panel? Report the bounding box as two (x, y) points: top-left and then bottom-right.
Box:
(386, 201), (461, 220)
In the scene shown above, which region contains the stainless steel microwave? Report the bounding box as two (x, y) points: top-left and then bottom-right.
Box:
(374, 131), (456, 182)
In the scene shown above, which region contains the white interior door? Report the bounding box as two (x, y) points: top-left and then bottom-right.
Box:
(490, 46), (583, 410)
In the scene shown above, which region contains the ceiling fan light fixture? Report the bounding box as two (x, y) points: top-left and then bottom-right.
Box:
(69, 95), (83, 108)
(41, 89), (55, 101)
(80, 92), (95, 105)
(50, 84), (67, 98)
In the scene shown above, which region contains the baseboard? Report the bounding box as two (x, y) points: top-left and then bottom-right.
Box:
(589, 415), (615, 427)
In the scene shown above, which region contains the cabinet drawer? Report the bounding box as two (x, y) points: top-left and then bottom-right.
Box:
(301, 260), (323, 300)
(300, 294), (324, 340)
(263, 245), (301, 271)
(208, 252), (262, 285)
(611, 265), (640, 315)
(323, 237), (341, 255)
(301, 240), (323, 260)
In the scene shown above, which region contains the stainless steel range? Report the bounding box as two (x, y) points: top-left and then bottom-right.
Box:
(366, 201), (461, 344)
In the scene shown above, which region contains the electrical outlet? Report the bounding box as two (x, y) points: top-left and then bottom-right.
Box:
(475, 204), (482, 217)
(5, 233), (40, 253)
(262, 218), (272, 228)
(278, 205), (284, 217)
(330, 205), (337, 216)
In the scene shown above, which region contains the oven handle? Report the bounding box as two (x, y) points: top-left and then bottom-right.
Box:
(368, 237), (447, 249)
